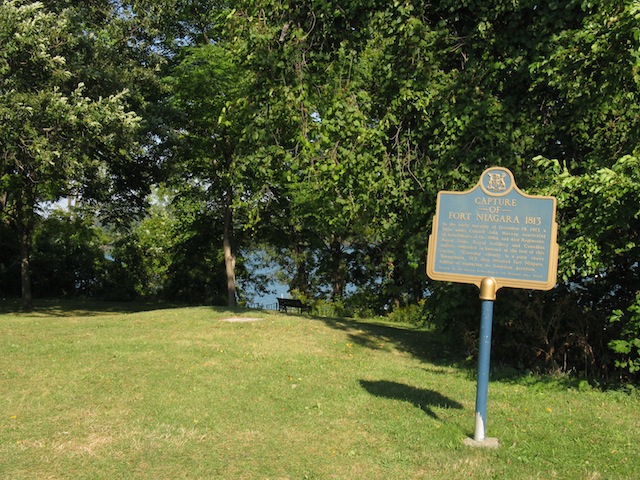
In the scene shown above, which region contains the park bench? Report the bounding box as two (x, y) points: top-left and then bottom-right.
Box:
(277, 297), (311, 314)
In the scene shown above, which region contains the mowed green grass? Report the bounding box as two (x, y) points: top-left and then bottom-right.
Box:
(1, 301), (639, 479)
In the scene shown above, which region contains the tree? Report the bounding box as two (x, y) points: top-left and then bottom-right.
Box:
(102, 200), (174, 300)
(0, 1), (146, 309)
(423, 0), (640, 380)
(30, 209), (108, 297)
(0, 0), (167, 309)
(165, 1), (304, 307)
(166, 43), (248, 307)
(526, 0), (640, 379)
(221, 0), (429, 306)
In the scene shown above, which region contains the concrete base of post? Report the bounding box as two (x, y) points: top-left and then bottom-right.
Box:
(463, 437), (500, 449)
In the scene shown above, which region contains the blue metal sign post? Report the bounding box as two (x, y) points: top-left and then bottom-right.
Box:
(426, 167), (559, 448)
(473, 278), (497, 445)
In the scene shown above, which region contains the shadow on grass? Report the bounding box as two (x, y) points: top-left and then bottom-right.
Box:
(0, 298), (273, 319)
(0, 298), (189, 317)
(312, 316), (459, 367)
(311, 316), (588, 391)
(360, 380), (464, 419)
(490, 366), (590, 391)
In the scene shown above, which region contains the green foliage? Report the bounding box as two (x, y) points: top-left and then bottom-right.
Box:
(162, 200), (228, 305)
(312, 298), (351, 318)
(385, 301), (427, 326)
(537, 156), (640, 281)
(31, 210), (107, 297)
(418, 1), (640, 382)
(609, 294), (640, 377)
(102, 206), (174, 300)
(530, 155), (640, 380)
(0, 221), (20, 297)
(0, 0), (158, 308)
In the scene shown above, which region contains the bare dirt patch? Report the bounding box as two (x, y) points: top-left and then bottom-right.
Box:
(220, 317), (263, 323)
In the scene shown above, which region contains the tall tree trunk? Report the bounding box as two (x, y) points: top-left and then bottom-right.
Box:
(290, 241), (310, 297)
(19, 224), (33, 311)
(16, 189), (34, 311)
(223, 187), (237, 307)
(329, 237), (345, 301)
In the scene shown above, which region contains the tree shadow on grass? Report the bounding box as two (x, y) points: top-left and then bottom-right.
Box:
(0, 299), (274, 319)
(313, 315), (588, 392)
(313, 316), (460, 367)
(360, 379), (464, 419)
(0, 298), (189, 317)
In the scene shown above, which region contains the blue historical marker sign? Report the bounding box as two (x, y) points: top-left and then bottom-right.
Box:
(427, 167), (558, 291)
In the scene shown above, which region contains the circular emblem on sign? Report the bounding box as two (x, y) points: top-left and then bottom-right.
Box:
(479, 167), (515, 196)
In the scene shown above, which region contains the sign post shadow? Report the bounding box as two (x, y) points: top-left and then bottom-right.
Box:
(426, 167), (558, 448)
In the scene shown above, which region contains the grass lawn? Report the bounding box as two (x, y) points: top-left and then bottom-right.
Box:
(1, 300), (639, 479)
